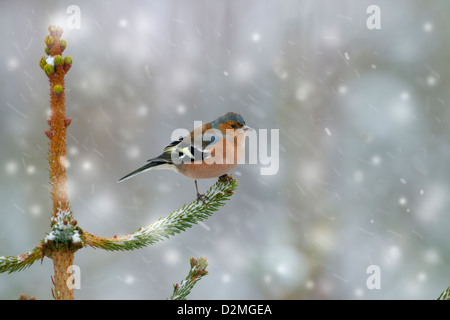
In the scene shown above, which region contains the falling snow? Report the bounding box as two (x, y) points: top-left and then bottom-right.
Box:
(0, 1), (449, 301)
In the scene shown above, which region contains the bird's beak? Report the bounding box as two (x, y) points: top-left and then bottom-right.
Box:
(242, 125), (254, 132)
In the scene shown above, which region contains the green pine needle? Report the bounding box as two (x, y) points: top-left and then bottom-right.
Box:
(168, 257), (209, 300)
(1, 177), (238, 274)
(85, 176), (238, 252)
(437, 286), (450, 300)
(0, 245), (43, 274)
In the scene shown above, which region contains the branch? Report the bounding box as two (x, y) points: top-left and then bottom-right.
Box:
(437, 286), (450, 300)
(0, 244), (43, 274)
(168, 257), (209, 300)
(83, 176), (238, 251)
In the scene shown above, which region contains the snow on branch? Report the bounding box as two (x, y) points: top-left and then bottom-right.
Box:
(0, 245), (43, 274)
(83, 176), (238, 252)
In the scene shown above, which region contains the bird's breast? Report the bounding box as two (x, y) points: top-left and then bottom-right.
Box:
(177, 132), (246, 180)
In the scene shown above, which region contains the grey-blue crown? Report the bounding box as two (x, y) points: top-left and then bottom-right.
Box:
(211, 112), (245, 128)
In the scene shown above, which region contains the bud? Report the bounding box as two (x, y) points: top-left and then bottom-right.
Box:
(53, 55), (64, 72)
(64, 118), (72, 128)
(48, 25), (63, 38)
(64, 56), (72, 72)
(53, 84), (63, 95)
(59, 39), (67, 52)
(43, 64), (54, 75)
(190, 257), (197, 268)
(44, 35), (55, 47)
(198, 270), (208, 276)
(54, 55), (64, 65)
(64, 56), (72, 65)
(44, 129), (53, 140)
(39, 56), (47, 70)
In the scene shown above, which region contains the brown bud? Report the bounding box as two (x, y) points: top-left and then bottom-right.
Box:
(70, 220), (77, 226)
(193, 269), (208, 279)
(63, 220), (68, 225)
(44, 129), (53, 139)
(46, 118), (52, 127)
(64, 118), (72, 128)
(48, 25), (63, 38)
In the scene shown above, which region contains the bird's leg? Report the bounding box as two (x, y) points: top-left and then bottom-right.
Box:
(195, 180), (207, 204)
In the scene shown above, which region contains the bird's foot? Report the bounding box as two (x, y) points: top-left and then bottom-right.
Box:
(218, 174), (232, 183)
(196, 192), (208, 205)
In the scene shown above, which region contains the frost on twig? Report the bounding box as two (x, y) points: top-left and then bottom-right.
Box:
(44, 208), (82, 245)
(83, 177), (238, 252)
(0, 245), (43, 274)
(168, 257), (209, 300)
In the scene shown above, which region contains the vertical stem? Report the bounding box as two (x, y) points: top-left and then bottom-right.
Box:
(49, 70), (69, 217)
(53, 246), (74, 300)
(42, 25), (75, 300)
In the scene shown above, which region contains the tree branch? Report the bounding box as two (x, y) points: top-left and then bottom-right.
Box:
(168, 257), (209, 300)
(437, 286), (450, 300)
(83, 177), (238, 252)
(1, 24), (238, 300)
(0, 244), (43, 274)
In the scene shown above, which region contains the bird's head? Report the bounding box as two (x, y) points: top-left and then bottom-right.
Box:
(211, 112), (252, 134)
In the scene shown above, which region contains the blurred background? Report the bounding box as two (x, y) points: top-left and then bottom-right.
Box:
(1, 0), (449, 299)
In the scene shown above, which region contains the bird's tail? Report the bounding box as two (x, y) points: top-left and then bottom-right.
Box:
(118, 137), (183, 183)
(118, 160), (172, 182)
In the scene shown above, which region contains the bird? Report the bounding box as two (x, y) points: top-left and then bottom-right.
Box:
(118, 112), (252, 202)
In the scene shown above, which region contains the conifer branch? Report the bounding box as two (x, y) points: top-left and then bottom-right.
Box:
(0, 245), (43, 274)
(83, 177), (238, 252)
(437, 286), (450, 300)
(168, 257), (209, 300)
(1, 24), (238, 300)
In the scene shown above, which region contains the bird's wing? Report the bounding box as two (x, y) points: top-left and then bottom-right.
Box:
(156, 129), (222, 164)
(118, 129), (223, 182)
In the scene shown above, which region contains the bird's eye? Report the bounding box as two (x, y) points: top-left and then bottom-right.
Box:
(231, 123), (236, 128)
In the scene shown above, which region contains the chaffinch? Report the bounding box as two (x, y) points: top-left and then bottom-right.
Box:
(118, 112), (252, 202)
